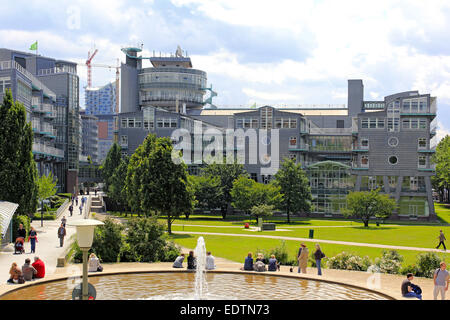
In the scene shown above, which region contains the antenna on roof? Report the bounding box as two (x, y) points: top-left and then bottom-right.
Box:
(176, 45), (183, 57)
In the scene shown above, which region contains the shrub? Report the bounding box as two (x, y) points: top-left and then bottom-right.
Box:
(327, 251), (371, 271)
(163, 241), (182, 262)
(415, 252), (442, 278)
(91, 218), (124, 262)
(255, 241), (296, 266)
(374, 250), (403, 274)
(119, 242), (139, 262)
(125, 217), (175, 262)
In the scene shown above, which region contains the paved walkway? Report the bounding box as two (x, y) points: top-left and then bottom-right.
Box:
(0, 195), (91, 283)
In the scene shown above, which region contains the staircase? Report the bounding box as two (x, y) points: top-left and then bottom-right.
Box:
(90, 196), (104, 213)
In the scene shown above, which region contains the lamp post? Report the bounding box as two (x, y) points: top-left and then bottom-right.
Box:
(68, 219), (104, 300)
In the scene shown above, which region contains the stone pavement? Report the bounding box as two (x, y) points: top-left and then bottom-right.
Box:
(0, 195), (92, 284)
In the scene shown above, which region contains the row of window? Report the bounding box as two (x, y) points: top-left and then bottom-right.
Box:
(359, 155), (428, 167)
(402, 118), (427, 129)
(357, 137), (428, 149)
(362, 117), (428, 130)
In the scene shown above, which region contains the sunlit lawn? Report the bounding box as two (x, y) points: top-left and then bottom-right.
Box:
(436, 203), (450, 224)
(167, 233), (450, 268)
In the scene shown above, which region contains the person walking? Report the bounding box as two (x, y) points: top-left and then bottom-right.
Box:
(433, 262), (449, 300)
(436, 230), (447, 251)
(79, 204), (83, 215)
(314, 244), (326, 276)
(61, 216), (67, 228)
(68, 204), (73, 217)
(57, 223), (66, 247)
(17, 223), (26, 240)
(75, 196), (78, 207)
(297, 243), (309, 274)
(28, 226), (37, 254)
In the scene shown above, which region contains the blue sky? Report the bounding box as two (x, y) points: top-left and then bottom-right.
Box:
(2, 0), (450, 140)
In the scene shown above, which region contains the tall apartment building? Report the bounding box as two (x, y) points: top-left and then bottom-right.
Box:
(80, 110), (99, 164)
(85, 82), (116, 163)
(0, 48), (80, 194)
(118, 48), (437, 221)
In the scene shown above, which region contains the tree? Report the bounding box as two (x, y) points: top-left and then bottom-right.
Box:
(202, 162), (247, 219)
(432, 135), (450, 203)
(126, 134), (195, 233)
(344, 189), (397, 227)
(0, 89), (37, 217)
(250, 204), (274, 222)
(231, 177), (282, 221)
(109, 156), (129, 213)
(37, 172), (57, 226)
(100, 142), (122, 194)
(189, 174), (223, 214)
(273, 158), (312, 223)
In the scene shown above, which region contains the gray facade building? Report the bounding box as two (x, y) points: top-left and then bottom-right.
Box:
(0, 48), (80, 193)
(118, 48), (437, 221)
(80, 110), (99, 164)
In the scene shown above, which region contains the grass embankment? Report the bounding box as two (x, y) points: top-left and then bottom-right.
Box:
(167, 233), (450, 268)
(436, 203), (450, 224)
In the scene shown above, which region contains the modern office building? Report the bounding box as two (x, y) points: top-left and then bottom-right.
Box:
(85, 82), (116, 163)
(118, 47), (437, 221)
(80, 110), (99, 164)
(0, 48), (80, 193)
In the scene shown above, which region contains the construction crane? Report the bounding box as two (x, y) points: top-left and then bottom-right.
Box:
(86, 49), (98, 88)
(79, 59), (121, 114)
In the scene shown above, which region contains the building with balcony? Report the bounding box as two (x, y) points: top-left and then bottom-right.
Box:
(80, 110), (99, 164)
(117, 47), (437, 221)
(0, 48), (80, 193)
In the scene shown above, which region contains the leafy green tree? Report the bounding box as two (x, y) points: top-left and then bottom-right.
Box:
(231, 176), (282, 220)
(109, 156), (129, 213)
(100, 142), (122, 194)
(432, 135), (450, 203)
(126, 134), (157, 217)
(37, 172), (58, 201)
(250, 204), (274, 222)
(0, 89), (37, 217)
(126, 134), (194, 233)
(273, 158), (312, 223)
(202, 162), (247, 219)
(189, 174), (223, 213)
(91, 217), (124, 262)
(344, 189), (397, 227)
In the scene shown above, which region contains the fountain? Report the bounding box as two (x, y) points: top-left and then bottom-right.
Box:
(193, 236), (208, 299)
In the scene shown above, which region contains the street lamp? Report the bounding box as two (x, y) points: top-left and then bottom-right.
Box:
(68, 219), (104, 300)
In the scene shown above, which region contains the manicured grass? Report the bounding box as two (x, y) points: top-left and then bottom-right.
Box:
(168, 234), (450, 268)
(436, 203), (450, 224)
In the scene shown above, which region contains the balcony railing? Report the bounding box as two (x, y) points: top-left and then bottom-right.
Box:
(288, 144), (310, 152)
(309, 127), (352, 135)
(32, 143), (64, 158)
(0, 60), (56, 100)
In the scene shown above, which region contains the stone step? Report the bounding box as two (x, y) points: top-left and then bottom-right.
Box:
(91, 206), (104, 213)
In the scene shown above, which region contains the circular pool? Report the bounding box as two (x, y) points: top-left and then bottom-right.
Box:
(0, 272), (391, 300)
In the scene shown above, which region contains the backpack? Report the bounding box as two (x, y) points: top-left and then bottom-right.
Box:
(410, 283), (422, 295)
(254, 261), (266, 272)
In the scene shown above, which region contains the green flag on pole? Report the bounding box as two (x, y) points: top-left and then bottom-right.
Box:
(29, 41), (38, 51)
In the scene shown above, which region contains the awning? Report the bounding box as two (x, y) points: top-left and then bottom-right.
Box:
(0, 201), (19, 237)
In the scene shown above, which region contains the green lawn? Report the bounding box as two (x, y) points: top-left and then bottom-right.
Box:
(436, 203), (450, 224)
(167, 233), (450, 268)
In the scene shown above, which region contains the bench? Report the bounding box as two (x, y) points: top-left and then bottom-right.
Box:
(261, 223), (276, 231)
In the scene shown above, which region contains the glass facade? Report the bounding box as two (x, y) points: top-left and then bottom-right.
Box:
(307, 162), (355, 214)
(309, 136), (352, 152)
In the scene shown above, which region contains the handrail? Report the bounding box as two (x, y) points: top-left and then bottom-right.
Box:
(55, 199), (69, 219)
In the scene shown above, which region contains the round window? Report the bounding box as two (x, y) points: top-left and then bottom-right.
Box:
(388, 137), (398, 147)
(388, 156), (398, 165)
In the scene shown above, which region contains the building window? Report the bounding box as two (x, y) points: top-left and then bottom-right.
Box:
(120, 135), (128, 146)
(388, 137), (399, 147)
(336, 120), (344, 128)
(361, 138), (369, 149)
(418, 156), (426, 167)
(289, 136), (297, 147)
(388, 176), (397, 190)
(388, 155), (398, 165)
(250, 173), (258, 182)
(419, 119), (427, 129)
(361, 155), (369, 167)
(361, 118), (369, 129)
(128, 118), (135, 128)
(121, 119), (127, 128)
(418, 138), (426, 149)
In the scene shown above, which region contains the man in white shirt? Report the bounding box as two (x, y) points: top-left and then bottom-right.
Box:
(205, 251), (216, 270)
